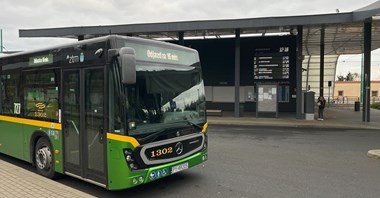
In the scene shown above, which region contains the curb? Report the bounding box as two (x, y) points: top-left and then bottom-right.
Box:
(207, 120), (380, 130)
(367, 150), (380, 159)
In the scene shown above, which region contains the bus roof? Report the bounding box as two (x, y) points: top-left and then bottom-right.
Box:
(0, 35), (197, 60)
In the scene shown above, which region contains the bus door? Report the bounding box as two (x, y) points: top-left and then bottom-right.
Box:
(62, 67), (106, 185)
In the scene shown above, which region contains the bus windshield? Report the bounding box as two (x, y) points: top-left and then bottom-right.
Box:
(126, 63), (206, 137)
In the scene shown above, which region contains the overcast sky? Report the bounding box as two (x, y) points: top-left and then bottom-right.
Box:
(1, 0), (379, 79)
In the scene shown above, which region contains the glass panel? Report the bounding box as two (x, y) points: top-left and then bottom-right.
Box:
(109, 63), (123, 134)
(85, 69), (104, 173)
(63, 71), (80, 166)
(1, 73), (21, 115)
(278, 85), (290, 103)
(126, 64), (206, 137)
(24, 70), (59, 121)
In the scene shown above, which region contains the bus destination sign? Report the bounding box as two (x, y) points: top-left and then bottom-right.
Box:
(126, 42), (197, 66)
(29, 54), (53, 66)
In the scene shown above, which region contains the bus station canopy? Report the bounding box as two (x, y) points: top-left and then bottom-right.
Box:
(19, 1), (380, 57)
(17, 3), (380, 96)
(17, 1), (380, 121)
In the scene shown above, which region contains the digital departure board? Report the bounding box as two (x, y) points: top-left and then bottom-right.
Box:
(253, 47), (290, 80)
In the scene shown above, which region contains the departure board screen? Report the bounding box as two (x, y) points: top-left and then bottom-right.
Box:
(253, 47), (290, 80)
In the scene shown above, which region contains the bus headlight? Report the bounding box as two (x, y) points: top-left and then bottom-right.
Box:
(138, 176), (144, 183)
(126, 155), (134, 162)
(132, 176), (144, 185)
(123, 149), (139, 170)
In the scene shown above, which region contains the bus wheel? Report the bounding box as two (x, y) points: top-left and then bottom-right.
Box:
(35, 137), (56, 179)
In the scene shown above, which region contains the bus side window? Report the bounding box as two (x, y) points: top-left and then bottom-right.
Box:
(23, 70), (59, 121)
(1, 73), (21, 115)
(45, 89), (59, 120)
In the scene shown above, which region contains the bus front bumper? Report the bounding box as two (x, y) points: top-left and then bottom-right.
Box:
(127, 150), (208, 188)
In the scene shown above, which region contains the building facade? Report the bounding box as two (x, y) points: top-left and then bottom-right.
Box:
(333, 81), (380, 103)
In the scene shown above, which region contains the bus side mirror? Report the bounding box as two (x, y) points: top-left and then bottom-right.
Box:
(119, 47), (136, 84)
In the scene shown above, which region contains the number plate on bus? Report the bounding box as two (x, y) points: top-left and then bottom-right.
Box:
(171, 162), (189, 174)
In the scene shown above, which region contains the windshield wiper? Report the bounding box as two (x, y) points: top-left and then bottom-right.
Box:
(186, 120), (203, 130)
(137, 120), (202, 144)
(138, 127), (178, 144)
(138, 128), (166, 144)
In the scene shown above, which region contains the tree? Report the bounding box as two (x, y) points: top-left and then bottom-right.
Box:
(337, 75), (345, 81)
(352, 72), (360, 81)
(336, 72), (360, 81)
(345, 72), (354, 81)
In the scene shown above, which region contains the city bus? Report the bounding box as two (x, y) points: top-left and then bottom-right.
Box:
(0, 35), (208, 190)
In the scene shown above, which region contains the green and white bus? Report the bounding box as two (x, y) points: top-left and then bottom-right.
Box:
(0, 35), (208, 190)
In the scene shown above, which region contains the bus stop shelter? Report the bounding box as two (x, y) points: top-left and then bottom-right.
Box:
(19, 1), (380, 122)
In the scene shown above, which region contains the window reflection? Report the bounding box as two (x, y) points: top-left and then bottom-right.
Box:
(1, 73), (21, 115)
(24, 70), (59, 121)
(126, 65), (206, 135)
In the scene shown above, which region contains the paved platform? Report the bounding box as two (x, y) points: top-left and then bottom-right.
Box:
(0, 158), (93, 198)
(207, 106), (380, 130)
(0, 105), (379, 197)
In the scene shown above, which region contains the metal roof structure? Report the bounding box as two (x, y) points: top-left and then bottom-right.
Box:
(19, 1), (380, 55)
(18, 19), (380, 56)
(20, 2), (380, 94)
(17, 1), (380, 121)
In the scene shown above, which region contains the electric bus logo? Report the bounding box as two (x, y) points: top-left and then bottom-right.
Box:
(35, 103), (47, 118)
(35, 103), (46, 110)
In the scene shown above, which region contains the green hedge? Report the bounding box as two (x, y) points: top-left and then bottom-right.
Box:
(370, 102), (380, 110)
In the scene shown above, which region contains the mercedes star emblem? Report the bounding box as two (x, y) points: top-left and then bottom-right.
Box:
(175, 142), (184, 155)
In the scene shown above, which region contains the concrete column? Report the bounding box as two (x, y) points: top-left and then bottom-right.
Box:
(0, 29), (2, 53)
(363, 20), (372, 122)
(319, 26), (325, 97)
(234, 29), (241, 117)
(78, 35), (84, 41)
(296, 26), (303, 119)
(178, 31), (184, 46)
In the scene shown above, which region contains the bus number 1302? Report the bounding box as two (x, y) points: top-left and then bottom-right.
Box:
(151, 147), (173, 158)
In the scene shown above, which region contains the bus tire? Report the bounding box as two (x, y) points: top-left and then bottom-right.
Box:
(35, 137), (56, 179)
